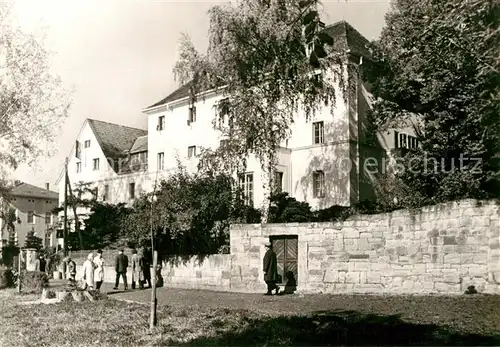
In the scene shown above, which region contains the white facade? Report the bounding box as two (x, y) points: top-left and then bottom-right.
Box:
(57, 64), (397, 214)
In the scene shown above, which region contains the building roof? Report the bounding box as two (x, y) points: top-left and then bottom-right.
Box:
(129, 135), (148, 153)
(87, 119), (148, 161)
(145, 20), (371, 110)
(10, 182), (58, 200)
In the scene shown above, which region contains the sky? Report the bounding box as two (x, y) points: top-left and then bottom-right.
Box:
(10, 0), (391, 191)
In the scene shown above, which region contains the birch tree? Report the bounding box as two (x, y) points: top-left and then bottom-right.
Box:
(173, 0), (343, 222)
(0, 4), (72, 180)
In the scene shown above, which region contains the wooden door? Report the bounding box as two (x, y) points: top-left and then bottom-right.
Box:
(271, 235), (298, 285)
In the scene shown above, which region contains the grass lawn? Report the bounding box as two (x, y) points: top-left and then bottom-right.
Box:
(0, 288), (499, 347)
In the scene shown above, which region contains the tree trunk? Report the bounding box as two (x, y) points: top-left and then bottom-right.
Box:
(259, 157), (274, 224)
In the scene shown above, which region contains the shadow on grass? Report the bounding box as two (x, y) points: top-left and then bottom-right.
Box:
(181, 310), (500, 346)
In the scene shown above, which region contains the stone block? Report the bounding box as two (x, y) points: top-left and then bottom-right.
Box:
(330, 262), (349, 271)
(354, 262), (371, 271)
(338, 271), (346, 283)
(489, 239), (500, 250)
(334, 283), (354, 292)
(460, 253), (475, 264)
(349, 253), (369, 260)
(308, 260), (322, 270)
(469, 265), (486, 277)
(358, 238), (370, 251)
(309, 251), (327, 261)
(345, 271), (360, 283)
(344, 238), (358, 251)
(473, 253), (487, 264)
(444, 253), (460, 264)
(360, 271), (367, 284)
(366, 271), (381, 283)
(324, 269), (339, 283)
(343, 228), (360, 238)
(371, 262), (390, 271)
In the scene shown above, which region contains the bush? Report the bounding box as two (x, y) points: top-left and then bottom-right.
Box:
(0, 243), (19, 267)
(0, 267), (14, 289)
(20, 271), (49, 294)
(268, 192), (314, 223)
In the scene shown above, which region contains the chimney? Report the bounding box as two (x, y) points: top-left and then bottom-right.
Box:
(45, 183), (50, 190)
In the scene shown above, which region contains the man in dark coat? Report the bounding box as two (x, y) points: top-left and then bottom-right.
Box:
(263, 241), (280, 295)
(113, 249), (129, 290)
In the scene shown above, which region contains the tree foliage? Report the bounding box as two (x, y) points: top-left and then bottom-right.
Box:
(365, 0), (500, 205)
(67, 202), (130, 251)
(174, 0), (343, 219)
(121, 165), (260, 262)
(24, 231), (43, 250)
(0, 5), (72, 177)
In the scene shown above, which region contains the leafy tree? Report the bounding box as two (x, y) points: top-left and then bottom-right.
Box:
(365, 0), (500, 205)
(174, 0), (344, 221)
(67, 202), (130, 250)
(0, 5), (72, 177)
(24, 231), (43, 250)
(121, 165), (260, 261)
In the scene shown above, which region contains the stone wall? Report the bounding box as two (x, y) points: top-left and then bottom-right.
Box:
(231, 199), (500, 294)
(76, 199), (499, 294)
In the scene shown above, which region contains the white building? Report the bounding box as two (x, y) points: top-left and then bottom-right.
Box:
(56, 21), (419, 218)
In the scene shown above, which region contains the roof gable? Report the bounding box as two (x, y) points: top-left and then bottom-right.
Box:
(87, 119), (148, 161)
(145, 20), (371, 110)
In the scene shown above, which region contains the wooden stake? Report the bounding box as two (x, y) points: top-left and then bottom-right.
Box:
(17, 249), (21, 293)
(150, 250), (158, 330)
(63, 157), (69, 257)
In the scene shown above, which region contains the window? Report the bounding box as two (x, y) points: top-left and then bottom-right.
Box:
(75, 141), (81, 159)
(76, 162), (81, 173)
(394, 131), (418, 150)
(129, 182), (135, 200)
(103, 185), (109, 201)
(313, 121), (324, 144)
(238, 173), (254, 206)
(157, 152), (164, 170)
(84, 140), (91, 148)
(188, 106), (196, 124)
(157, 116), (165, 131)
(45, 212), (51, 224)
(93, 187), (98, 200)
(313, 170), (325, 198)
(93, 158), (100, 171)
(274, 171), (284, 192)
(188, 146), (197, 158)
(27, 211), (35, 224)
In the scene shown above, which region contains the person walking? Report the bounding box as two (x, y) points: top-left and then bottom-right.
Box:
(263, 241), (280, 295)
(93, 249), (105, 291)
(113, 249), (128, 290)
(141, 248), (152, 288)
(81, 253), (96, 290)
(35, 254), (46, 272)
(131, 249), (143, 289)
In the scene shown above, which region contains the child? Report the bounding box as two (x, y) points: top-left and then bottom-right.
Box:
(65, 256), (77, 287)
(283, 271), (297, 294)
